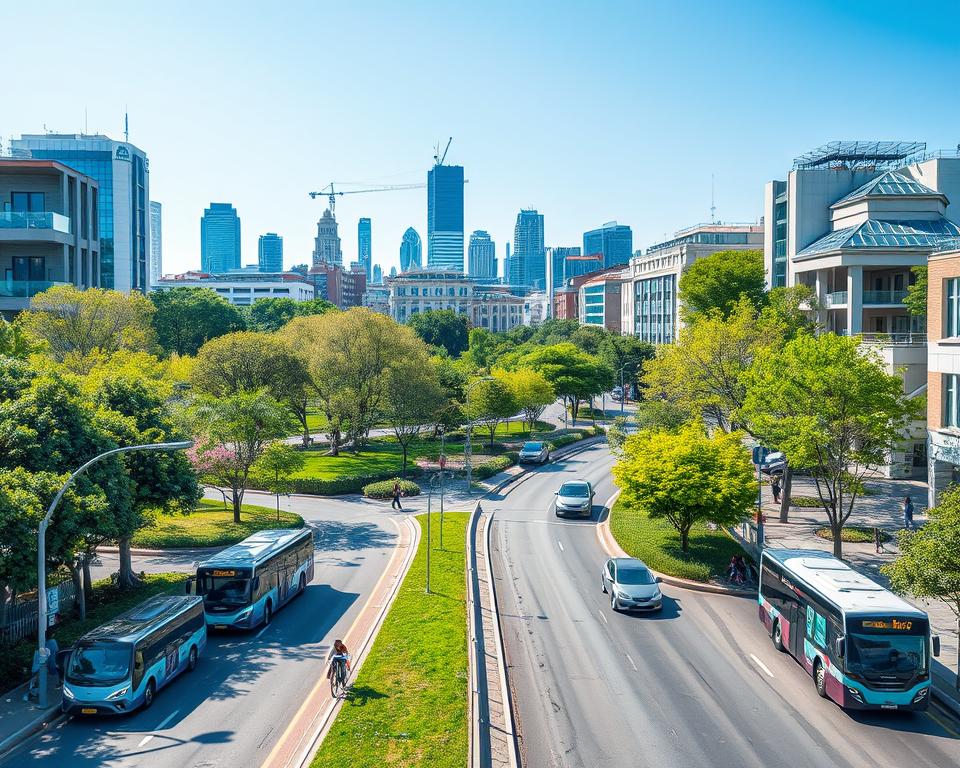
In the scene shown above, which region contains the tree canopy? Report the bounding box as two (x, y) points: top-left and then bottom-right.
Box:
(678, 249), (766, 320)
(150, 286), (245, 356)
(904, 266), (927, 318)
(407, 309), (470, 357)
(248, 296), (336, 332)
(514, 343), (611, 423)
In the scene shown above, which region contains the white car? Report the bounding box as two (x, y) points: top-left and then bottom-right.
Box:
(519, 441), (551, 464)
(555, 480), (594, 517)
(601, 557), (663, 612)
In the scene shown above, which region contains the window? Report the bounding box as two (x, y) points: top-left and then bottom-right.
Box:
(10, 192), (45, 212)
(945, 374), (960, 428)
(946, 279), (960, 337)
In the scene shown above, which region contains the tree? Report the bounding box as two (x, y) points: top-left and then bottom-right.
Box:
(882, 487), (960, 681)
(678, 249), (766, 320)
(407, 309), (469, 357)
(904, 265), (928, 318)
(150, 286), (246, 356)
(516, 343), (612, 424)
(189, 390), (292, 522)
(613, 423), (755, 552)
(249, 297), (301, 332)
(633, 399), (690, 432)
(741, 333), (914, 558)
(25, 285), (156, 365)
(0, 315), (40, 359)
(383, 356), (446, 476)
(253, 442), (306, 521)
(598, 335), (655, 398)
(465, 377), (517, 449)
(498, 368), (554, 429)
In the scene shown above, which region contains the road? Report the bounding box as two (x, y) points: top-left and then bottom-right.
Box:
(491, 442), (960, 768)
(2, 491), (401, 768)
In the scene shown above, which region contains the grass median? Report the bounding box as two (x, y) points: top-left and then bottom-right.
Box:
(609, 498), (744, 582)
(311, 511), (469, 768)
(131, 499), (303, 549)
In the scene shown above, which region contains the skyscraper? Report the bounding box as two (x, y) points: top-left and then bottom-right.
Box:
(312, 208), (342, 267)
(427, 164), (464, 269)
(373, 264), (383, 284)
(201, 203), (241, 274)
(468, 230), (497, 279)
(358, 217), (372, 279)
(503, 243), (511, 284)
(149, 201), (162, 287)
(400, 227), (422, 272)
(583, 221), (633, 268)
(511, 209), (545, 289)
(11, 133), (150, 292)
(546, 246), (582, 290)
(258, 232), (283, 272)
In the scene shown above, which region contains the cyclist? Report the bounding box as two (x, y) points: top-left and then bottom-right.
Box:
(327, 639), (351, 683)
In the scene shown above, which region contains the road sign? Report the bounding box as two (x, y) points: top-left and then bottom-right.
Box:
(752, 446), (769, 466)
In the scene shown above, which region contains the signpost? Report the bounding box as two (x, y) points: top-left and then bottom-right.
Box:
(751, 445), (769, 548)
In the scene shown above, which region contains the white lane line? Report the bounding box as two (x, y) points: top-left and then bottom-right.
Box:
(625, 653), (638, 672)
(598, 609), (608, 624)
(256, 624), (270, 639)
(557, 540), (564, 552)
(137, 709), (179, 747)
(749, 653), (774, 678)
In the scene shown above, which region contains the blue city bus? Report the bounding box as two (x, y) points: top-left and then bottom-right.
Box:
(188, 527), (314, 630)
(62, 595), (206, 716)
(759, 549), (941, 711)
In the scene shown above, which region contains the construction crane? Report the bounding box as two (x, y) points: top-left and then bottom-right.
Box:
(307, 182), (426, 214)
(433, 136), (453, 166)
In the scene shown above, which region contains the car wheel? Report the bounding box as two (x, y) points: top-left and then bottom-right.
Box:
(601, 577), (607, 594)
(610, 592), (619, 612)
(188, 645), (198, 672)
(143, 680), (156, 710)
(814, 661), (828, 698)
(772, 620), (785, 652)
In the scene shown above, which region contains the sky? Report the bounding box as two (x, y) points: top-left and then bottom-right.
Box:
(4, 0), (960, 277)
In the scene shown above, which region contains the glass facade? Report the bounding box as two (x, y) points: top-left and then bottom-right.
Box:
(583, 284), (606, 325)
(583, 223), (632, 268)
(358, 218), (372, 279)
(400, 227), (422, 272)
(468, 230), (497, 279)
(427, 165), (464, 269)
(149, 201), (162, 286)
(258, 233), (283, 273)
(201, 203), (241, 274)
(946, 278), (960, 338)
(634, 274), (676, 344)
(946, 374), (960, 428)
(773, 181), (788, 288)
(511, 210), (545, 289)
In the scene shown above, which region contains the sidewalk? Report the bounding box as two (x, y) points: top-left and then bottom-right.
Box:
(0, 678), (61, 758)
(760, 473), (960, 715)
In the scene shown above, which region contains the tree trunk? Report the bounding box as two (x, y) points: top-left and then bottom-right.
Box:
(232, 492), (242, 524)
(82, 556), (92, 604)
(401, 444), (408, 479)
(69, 561), (86, 621)
(831, 520), (843, 558)
(117, 537), (142, 589)
(680, 526), (690, 553)
(779, 465), (792, 523)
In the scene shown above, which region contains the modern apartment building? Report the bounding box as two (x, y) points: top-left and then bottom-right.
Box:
(153, 270), (314, 307)
(427, 164), (464, 270)
(399, 227), (422, 272)
(149, 201), (162, 287)
(579, 270), (627, 331)
(468, 230), (497, 279)
(553, 265), (625, 322)
(583, 221), (632, 269)
(312, 208), (342, 267)
(0, 159), (100, 315)
(358, 217), (372, 279)
(511, 209), (545, 289)
(622, 222), (763, 342)
(201, 203), (241, 274)
(307, 261), (365, 309)
(362, 282), (390, 315)
(258, 232), (283, 273)
(11, 133), (149, 293)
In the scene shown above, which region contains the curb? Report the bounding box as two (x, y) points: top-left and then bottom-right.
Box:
(932, 687), (960, 722)
(0, 702), (63, 762)
(97, 545), (223, 556)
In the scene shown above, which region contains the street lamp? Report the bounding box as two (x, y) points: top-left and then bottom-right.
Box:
(35, 440), (193, 708)
(617, 363), (630, 415)
(464, 376), (493, 496)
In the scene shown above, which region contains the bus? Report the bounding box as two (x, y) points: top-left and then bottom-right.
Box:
(188, 527), (314, 630)
(62, 595), (206, 716)
(759, 549), (941, 711)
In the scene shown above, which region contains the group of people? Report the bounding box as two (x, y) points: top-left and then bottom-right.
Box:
(726, 555), (749, 585)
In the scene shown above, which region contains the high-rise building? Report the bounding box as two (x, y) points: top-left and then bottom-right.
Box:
(468, 230), (497, 279)
(427, 164), (464, 269)
(258, 232), (283, 273)
(358, 217), (372, 279)
(389, 265), (397, 278)
(544, 246), (583, 318)
(503, 242), (511, 284)
(312, 208), (342, 267)
(511, 210), (545, 289)
(399, 227), (422, 272)
(201, 203), (241, 274)
(583, 221), (633, 269)
(11, 133), (150, 292)
(373, 263), (383, 284)
(149, 201), (162, 286)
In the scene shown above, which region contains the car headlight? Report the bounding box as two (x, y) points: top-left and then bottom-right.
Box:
(106, 686), (129, 700)
(237, 607), (253, 619)
(62, 684), (75, 699)
(617, 590), (630, 600)
(652, 589), (662, 599)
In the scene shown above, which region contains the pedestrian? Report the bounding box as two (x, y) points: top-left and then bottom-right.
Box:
(874, 526), (886, 555)
(903, 495), (914, 530)
(391, 480), (403, 511)
(771, 475), (782, 505)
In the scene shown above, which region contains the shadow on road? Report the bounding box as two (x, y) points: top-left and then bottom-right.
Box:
(308, 520), (396, 552)
(616, 594), (682, 622)
(846, 708), (959, 739)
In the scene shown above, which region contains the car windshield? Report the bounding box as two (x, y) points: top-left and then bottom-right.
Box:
(523, 442), (543, 451)
(66, 643), (131, 686)
(201, 575), (251, 606)
(846, 634), (926, 678)
(559, 483), (589, 497)
(617, 567), (655, 585)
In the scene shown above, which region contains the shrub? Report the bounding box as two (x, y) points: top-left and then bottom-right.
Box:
(548, 432), (584, 450)
(250, 468), (421, 496)
(815, 526), (889, 543)
(471, 455), (516, 480)
(363, 478), (421, 499)
(790, 495), (823, 508)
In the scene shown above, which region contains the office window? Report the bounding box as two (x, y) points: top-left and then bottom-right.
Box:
(946, 279), (960, 337)
(946, 374), (960, 428)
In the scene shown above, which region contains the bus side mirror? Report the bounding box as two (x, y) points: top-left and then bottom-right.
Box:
(932, 635), (941, 657)
(834, 637), (845, 659)
(184, 578), (194, 595)
(252, 576), (260, 592)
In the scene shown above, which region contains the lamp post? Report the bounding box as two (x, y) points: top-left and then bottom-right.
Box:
(464, 377), (493, 496)
(35, 440), (193, 708)
(617, 363), (630, 415)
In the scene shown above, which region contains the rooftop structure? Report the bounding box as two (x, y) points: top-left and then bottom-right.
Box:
(792, 141), (927, 171)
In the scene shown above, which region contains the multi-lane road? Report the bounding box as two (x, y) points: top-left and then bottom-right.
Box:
(491, 442), (960, 768)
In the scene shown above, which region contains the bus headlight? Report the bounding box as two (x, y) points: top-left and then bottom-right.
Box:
(62, 684), (75, 700)
(913, 687), (929, 704)
(846, 686), (864, 703)
(236, 607), (253, 621)
(106, 686), (129, 700)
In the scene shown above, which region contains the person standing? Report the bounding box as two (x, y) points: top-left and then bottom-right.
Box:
(771, 475), (782, 505)
(903, 495), (914, 530)
(391, 480), (403, 511)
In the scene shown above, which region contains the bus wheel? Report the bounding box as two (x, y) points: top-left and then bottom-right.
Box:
(187, 646), (198, 672)
(143, 680), (156, 710)
(264, 601), (273, 626)
(814, 661), (828, 698)
(298, 573), (306, 596)
(772, 620), (785, 652)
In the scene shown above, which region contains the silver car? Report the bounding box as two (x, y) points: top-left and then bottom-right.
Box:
(555, 480), (594, 517)
(519, 441), (550, 464)
(601, 558), (663, 612)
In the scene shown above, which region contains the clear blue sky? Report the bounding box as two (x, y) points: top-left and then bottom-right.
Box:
(5, 1), (960, 276)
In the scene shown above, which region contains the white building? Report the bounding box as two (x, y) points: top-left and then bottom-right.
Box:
(149, 201), (162, 287)
(153, 271), (314, 307)
(362, 283), (390, 315)
(524, 291), (549, 326)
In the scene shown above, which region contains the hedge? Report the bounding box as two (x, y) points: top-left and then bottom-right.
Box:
(364, 478), (422, 499)
(249, 468), (421, 497)
(472, 455), (516, 480)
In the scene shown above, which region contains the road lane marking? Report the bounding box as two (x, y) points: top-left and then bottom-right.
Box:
(256, 624), (270, 639)
(626, 653), (638, 672)
(749, 654), (774, 678)
(598, 609), (607, 624)
(557, 540), (564, 552)
(137, 709), (179, 747)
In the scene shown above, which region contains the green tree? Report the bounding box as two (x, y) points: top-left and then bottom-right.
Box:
(633, 399), (690, 432)
(383, 355), (447, 476)
(678, 249), (766, 320)
(253, 441), (306, 521)
(407, 309), (470, 357)
(498, 368), (554, 429)
(465, 377), (517, 449)
(904, 265), (928, 318)
(613, 423), (756, 552)
(741, 333), (914, 558)
(0, 315), (40, 358)
(150, 286), (246, 356)
(517, 343), (612, 423)
(599, 334), (655, 398)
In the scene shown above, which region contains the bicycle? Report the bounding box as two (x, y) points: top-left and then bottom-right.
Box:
(329, 653), (350, 698)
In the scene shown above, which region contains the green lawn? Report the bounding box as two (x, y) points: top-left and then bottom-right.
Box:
(609, 498), (744, 582)
(311, 511), (468, 768)
(131, 500), (303, 549)
(295, 445), (406, 481)
(0, 573), (185, 695)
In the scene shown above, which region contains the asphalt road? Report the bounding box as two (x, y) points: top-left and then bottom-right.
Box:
(2, 491), (400, 768)
(492, 442), (960, 768)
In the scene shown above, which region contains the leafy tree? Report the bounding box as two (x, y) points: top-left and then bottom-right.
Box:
(678, 249), (766, 320)
(295, 297), (338, 317)
(606, 416), (629, 457)
(150, 286), (245, 356)
(431, 354), (469, 433)
(253, 441), (306, 521)
(249, 296), (336, 333)
(465, 327), (505, 369)
(0, 316), (40, 358)
(599, 335), (655, 398)
(383, 355), (447, 476)
(904, 265), (928, 317)
(25, 285), (156, 365)
(407, 309), (469, 357)
(465, 377), (517, 449)
(765, 284), (818, 337)
(633, 399), (690, 432)
(741, 333), (914, 558)
(613, 423), (756, 552)
(498, 368), (554, 429)
(516, 343), (612, 423)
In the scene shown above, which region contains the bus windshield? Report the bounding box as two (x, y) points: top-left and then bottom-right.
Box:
(66, 643), (131, 686)
(200, 574), (251, 607)
(846, 633), (926, 678)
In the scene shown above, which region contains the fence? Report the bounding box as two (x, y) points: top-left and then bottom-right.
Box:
(0, 581), (77, 645)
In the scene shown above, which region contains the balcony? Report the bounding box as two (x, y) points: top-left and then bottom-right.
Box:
(824, 290), (847, 307)
(863, 289), (907, 305)
(0, 280), (69, 300)
(0, 212), (71, 234)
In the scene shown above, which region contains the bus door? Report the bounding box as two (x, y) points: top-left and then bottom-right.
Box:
(786, 581), (804, 659)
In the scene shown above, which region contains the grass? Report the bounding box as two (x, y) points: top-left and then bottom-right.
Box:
(295, 445), (407, 481)
(790, 495), (825, 508)
(311, 511), (469, 768)
(608, 498), (745, 582)
(131, 499), (303, 549)
(0, 573), (185, 695)
(815, 526), (891, 543)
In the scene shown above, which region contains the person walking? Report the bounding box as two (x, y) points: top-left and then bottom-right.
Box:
(771, 475), (782, 505)
(391, 480), (403, 511)
(874, 526), (886, 554)
(903, 495), (914, 530)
